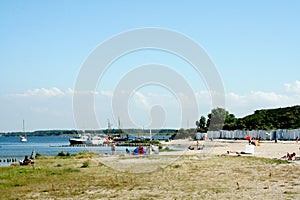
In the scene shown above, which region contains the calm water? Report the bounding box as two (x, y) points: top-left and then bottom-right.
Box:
(0, 136), (134, 166)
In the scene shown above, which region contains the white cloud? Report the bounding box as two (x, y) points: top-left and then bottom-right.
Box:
(14, 87), (65, 97)
(226, 90), (300, 117)
(131, 91), (151, 109)
(66, 88), (74, 94)
(70, 90), (99, 95)
(100, 90), (113, 97)
(11, 87), (113, 97)
(285, 80), (300, 93)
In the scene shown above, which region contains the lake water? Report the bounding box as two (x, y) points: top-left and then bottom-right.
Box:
(0, 136), (135, 166)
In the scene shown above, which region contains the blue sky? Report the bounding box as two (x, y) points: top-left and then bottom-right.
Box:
(1, 1), (300, 131)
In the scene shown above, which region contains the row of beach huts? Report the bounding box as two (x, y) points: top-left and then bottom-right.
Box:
(197, 129), (300, 141)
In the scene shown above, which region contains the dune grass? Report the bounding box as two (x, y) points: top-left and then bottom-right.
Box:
(0, 153), (299, 199)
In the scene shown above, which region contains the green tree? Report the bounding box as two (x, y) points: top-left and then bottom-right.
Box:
(206, 107), (227, 131)
(195, 116), (207, 132)
(223, 113), (238, 130)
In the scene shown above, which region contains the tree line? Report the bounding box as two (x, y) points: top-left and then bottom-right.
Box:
(0, 129), (177, 137)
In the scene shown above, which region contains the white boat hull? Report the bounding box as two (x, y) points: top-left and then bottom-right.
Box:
(20, 136), (27, 142)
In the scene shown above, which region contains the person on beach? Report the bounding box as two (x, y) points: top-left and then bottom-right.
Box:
(111, 144), (116, 155)
(30, 150), (36, 159)
(280, 152), (296, 160)
(188, 146), (194, 150)
(138, 146), (144, 154)
(19, 155), (31, 165)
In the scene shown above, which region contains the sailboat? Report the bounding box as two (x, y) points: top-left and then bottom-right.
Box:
(20, 120), (27, 142)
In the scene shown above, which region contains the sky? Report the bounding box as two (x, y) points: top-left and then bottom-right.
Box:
(1, 1), (300, 132)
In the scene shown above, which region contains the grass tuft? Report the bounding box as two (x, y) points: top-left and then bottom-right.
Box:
(81, 161), (90, 168)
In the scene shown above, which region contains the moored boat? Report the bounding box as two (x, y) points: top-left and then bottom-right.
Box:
(69, 132), (107, 146)
(20, 120), (27, 142)
(86, 135), (107, 145)
(20, 136), (27, 142)
(69, 134), (88, 145)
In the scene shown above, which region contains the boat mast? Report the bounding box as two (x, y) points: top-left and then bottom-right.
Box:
(23, 119), (26, 137)
(107, 119), (111, 137)
(118, 117), (121, 130)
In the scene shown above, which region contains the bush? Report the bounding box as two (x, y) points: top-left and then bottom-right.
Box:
(57, 151), (70, 157)
(81, 161), (90, 168)
(35, 153), (42, 158)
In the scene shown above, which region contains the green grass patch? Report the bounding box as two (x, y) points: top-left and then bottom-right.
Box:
(230, 155), (290, 165)
(159, 146), (178, 152)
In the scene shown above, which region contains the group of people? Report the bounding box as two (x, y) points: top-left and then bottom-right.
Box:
(188, 141), (204, 150)
(107, 144), (159, 156)
(132, 146), (147, 155)
(188, 145), (203, 150)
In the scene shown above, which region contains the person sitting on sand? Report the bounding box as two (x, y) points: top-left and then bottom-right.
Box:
(227, 150), (237, 154)
(198, 146), (204, 150)
(280, 152), (296, 160)
(19, 156), (31, 166)
(227, 150), (243, 155)
(288, 152), (296, 160)
(188, 146), (194, 150)
(281, 153), (288, 159)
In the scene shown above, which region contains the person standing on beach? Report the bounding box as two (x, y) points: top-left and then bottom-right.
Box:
(111, 143), (116, 155)
(30, 150), (36, 159)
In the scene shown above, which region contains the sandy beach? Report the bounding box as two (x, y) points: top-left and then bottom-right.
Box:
(95, 139), (300, 174)
(200, 139), (300, 159)
(164, 138), (300, 158)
